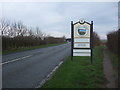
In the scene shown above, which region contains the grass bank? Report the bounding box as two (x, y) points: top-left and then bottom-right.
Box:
(3, 42), (66, 55)
(42, 46), (105, 88)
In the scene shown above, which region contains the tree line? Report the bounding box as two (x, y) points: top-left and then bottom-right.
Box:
(107, 29), (119, 57)
(0, 19), (102, 51)
(0, 19), (65, 51)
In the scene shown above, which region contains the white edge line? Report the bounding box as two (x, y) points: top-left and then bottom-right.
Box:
(0, 55), (33, 65)
(35, 60), (63, 88)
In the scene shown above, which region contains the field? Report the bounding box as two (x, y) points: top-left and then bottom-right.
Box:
(42, 46), (105, 88)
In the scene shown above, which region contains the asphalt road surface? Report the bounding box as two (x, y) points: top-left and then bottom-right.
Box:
(2, 43), (71, 88)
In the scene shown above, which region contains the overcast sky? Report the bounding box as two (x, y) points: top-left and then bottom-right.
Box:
(1, 2), (118, 39)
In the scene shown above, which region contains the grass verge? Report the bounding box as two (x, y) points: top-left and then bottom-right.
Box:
(3, 42), (66, 55)
(41, 46), (105, 88)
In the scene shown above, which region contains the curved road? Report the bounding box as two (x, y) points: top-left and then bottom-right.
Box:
(2, 43), (71, 88)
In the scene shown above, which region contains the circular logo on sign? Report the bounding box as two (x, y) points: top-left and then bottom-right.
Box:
(78, 25), (87, 36)
(79, 19), (85, 24)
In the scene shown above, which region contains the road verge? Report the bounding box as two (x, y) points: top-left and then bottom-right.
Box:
(41, 46), (105, 88)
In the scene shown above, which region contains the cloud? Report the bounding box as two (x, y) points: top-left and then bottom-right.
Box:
(1, 2), (118, 39)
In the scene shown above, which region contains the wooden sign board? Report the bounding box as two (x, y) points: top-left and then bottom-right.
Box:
(71, 19), (93, 63)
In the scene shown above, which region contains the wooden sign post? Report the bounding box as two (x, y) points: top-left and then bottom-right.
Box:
(71, 19), (93, 64)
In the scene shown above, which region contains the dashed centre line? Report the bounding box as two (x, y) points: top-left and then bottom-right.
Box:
(0, 55), (33, 65)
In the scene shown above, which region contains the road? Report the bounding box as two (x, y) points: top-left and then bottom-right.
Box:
(2, 43), (71, 88)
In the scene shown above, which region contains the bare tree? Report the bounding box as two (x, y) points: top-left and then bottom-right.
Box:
(12, 21), (27, 36)
(0, 19), (10, 36)
(7, 25), (15, 37)
(35, 26), (44, 39)
(1, 19), (66, 51)
(28, 28), (34, 37)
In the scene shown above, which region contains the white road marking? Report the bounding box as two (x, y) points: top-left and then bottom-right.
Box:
(0, 55), (33, 65)
(35, 60), (63, 88)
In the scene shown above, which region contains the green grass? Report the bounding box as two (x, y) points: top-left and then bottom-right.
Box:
(3, 42), (66, 55)
(41, 46), (105, 88)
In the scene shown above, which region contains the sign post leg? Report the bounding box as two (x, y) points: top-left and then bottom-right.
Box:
(71, 21), (73, 60)
(90, 21), (93, 64)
